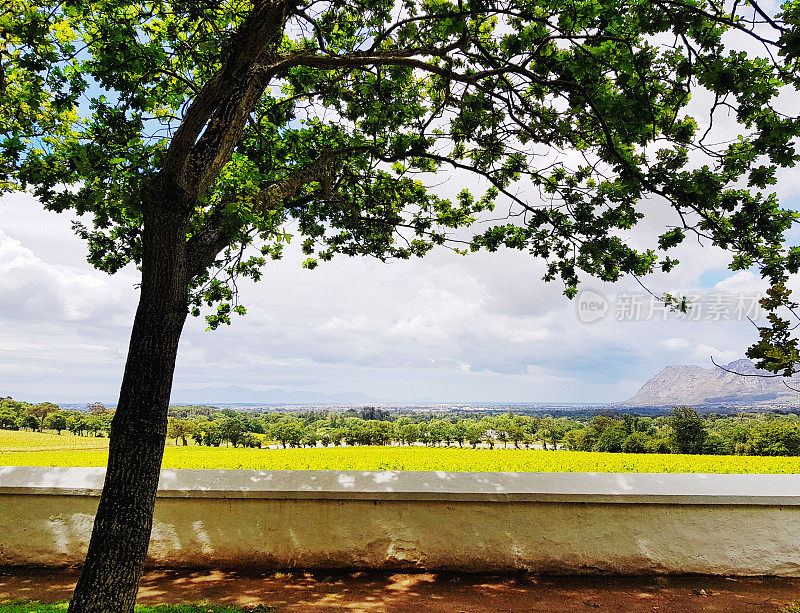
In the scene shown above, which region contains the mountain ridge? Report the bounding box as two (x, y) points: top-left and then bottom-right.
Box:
(624, 359), (800, 407)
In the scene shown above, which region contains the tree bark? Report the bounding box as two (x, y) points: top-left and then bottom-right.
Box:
(69, 198), (190, 612)
(64, 6), (293, 609)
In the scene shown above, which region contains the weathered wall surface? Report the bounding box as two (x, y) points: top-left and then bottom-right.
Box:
(3, 467), (800, 575)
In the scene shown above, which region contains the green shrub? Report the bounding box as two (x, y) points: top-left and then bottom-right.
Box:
(703, 433), (731, 455)
(751, 421), (800, 456)
(622, 432), (650, 453)
(563, 428), (593, 451)
(594, 426), (626, 453)
(668, 407), (707, 454)
(645, 437), (671, 454)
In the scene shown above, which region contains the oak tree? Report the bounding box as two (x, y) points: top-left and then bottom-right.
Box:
(28, 401), (58, 432)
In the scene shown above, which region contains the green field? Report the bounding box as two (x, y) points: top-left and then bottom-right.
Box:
(2, 428), (799, 473)
(0, 429), (109, 452)
(3, 436), (800, 473)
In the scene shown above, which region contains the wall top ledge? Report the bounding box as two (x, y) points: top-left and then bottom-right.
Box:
(2, 466), (800, 505)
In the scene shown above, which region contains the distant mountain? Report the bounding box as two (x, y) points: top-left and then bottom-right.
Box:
(170, 385), (378, 405)
(624, 359), (800, 407)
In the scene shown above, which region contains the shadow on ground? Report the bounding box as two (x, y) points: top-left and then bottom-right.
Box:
(2, 568), (800, 612)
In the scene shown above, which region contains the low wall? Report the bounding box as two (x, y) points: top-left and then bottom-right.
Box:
(3, 467), (800, 575)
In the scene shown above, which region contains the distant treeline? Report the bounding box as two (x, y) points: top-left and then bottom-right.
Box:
(0, 398), (113, 436)
(165, 405), (800, 456)
(5, 397), (800, 457)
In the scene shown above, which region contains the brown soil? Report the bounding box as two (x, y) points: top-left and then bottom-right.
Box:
(2, 569), (800, 612)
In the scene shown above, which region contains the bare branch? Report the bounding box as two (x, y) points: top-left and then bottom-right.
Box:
(710, 355), (783, 377)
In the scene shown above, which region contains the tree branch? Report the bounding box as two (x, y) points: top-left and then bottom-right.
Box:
(161, 0), (292, 194)
(710, 355), (783, 377)
(185, 150), (336, 278)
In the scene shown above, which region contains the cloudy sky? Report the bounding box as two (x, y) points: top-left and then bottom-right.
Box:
(1, 180), (796, 405)
(2, 3), (797, 406)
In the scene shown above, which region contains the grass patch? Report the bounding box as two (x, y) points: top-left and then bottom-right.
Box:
(0, 430), (109, 453)
(3, 443), (800, 473)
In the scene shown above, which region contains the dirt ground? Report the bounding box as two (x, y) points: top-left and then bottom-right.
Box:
(3, 569), (800, 612)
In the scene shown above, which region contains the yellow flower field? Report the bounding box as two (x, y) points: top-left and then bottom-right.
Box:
(0, 429), (109, 452)
(2, 440), (800, 473)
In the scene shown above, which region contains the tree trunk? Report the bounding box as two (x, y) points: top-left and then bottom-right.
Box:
(69, 202), (190, 612)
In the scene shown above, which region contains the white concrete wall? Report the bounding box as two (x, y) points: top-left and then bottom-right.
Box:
(3, 467), (800, 575)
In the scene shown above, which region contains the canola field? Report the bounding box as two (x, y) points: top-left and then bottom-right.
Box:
(2, 431), (800, 473)
(0, 429), (110, 452)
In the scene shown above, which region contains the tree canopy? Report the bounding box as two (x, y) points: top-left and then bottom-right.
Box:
(4, 0), (798, 327)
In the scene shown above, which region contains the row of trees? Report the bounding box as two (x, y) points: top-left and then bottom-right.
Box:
(562, 409), (800, 456)
(8, 398), (800, 457)
(166, 407), (576, 449)
(165, 406), (800, 457)
(167, 411), (262, 448)
(0, 398), (112, 436)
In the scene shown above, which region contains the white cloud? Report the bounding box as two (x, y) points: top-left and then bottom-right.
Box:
(715, 271), (767, 294)
(693, 343), (741, 365)
(4, 5), (798, 405)
(662, 338), (690, 350)
(0, 230), (128, 323)
(0, 188), (775, 404)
